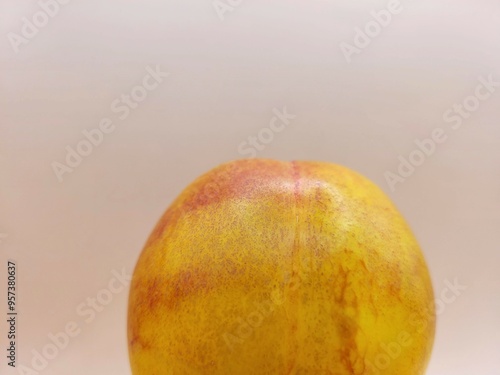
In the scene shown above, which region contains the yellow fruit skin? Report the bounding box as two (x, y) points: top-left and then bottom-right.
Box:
(128, 159), (435, 375)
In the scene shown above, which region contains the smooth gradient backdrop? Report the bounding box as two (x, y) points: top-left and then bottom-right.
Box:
(1, 0), (499, 374)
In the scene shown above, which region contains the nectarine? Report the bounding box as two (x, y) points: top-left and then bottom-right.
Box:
(128, 159), (435, 374)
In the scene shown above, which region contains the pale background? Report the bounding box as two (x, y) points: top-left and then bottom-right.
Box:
(1, 0), (499, 374)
